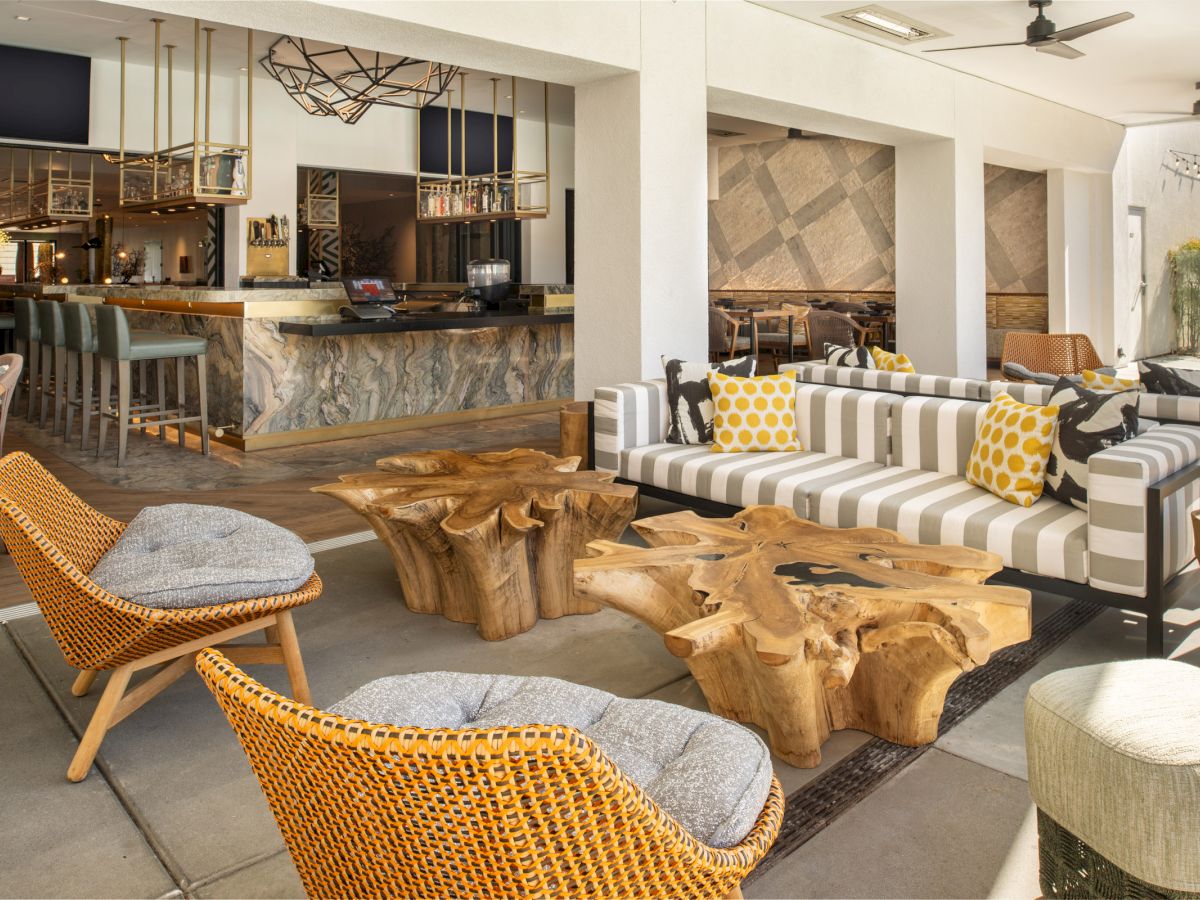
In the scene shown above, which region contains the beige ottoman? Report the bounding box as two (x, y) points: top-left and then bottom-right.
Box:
(1025, 660), (1200, 898)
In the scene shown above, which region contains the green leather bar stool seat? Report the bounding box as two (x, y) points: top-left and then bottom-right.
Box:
(36, 300), (67, 433)
(94, 304), (210, 467)
(12, 298), (41, 422)
(127, 333), (209, 358)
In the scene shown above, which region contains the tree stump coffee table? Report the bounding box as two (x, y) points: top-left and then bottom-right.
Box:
(314, 449), (637, 641)
(574, 505), (1031, 767)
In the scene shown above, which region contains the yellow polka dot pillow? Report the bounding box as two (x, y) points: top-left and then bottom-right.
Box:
(870, 346), (916, 373)
(708, 372), (801, 453)
(965, 393), (1060, 507)
(1081, 369), (1142, 392)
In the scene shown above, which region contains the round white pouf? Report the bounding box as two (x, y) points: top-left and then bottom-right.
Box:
(1025, 659), (1200, 898)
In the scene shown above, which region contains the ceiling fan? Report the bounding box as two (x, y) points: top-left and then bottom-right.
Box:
(923, 0), (1133, 60)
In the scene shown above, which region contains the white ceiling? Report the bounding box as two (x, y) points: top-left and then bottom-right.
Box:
(754, 0), (1200, 126)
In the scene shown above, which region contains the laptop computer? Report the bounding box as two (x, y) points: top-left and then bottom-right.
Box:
(340, 276), (398, 319)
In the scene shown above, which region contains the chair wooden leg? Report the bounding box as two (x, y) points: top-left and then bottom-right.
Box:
(175, 356), (186, 448)
(117, 359), (131, 467)
(197, 353), (209, 455)
(39, 344), (52, 428)
(12, 337), (24, 413)
(275, 610), (311, 705)
(64, 351), (79, 441)
(96, 358), (111, 457)
(156, 359), (167, 441)
(67, 663), (133, 782)
(25, 339), (39, 422)
(71, 669), (98, 697)
(724, 885), (744, 899)
(79, 351), (94, 449)
(53, 346), (67, 435)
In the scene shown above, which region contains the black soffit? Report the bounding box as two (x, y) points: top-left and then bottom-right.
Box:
(260, 36), (459, 124)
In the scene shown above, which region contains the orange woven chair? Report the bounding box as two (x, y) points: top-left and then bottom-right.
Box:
(1000, 332), (1103, 379)
(0, 452), (322, 782)
(197, 648), (785, 900)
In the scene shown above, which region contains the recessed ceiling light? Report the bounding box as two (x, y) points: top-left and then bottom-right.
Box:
(240, 66), (247, 72)
(14, 15), (31, 22)
(827, 5), (946, 45)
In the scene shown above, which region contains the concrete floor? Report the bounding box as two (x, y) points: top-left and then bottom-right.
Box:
(2, 515), (1197, 899)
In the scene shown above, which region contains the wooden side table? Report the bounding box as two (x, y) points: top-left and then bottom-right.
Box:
(575, 505), (1031, 766)
(315, 449), (637, 640)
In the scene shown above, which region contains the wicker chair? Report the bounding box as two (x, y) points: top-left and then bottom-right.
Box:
(1000, 332), (1103, 379)
(803, 309), (869, 360)
(0, 452), (322, 782)
(757, 303), (812, 365)
(197, 648), (785, 899)
(709, 305), (753, 362)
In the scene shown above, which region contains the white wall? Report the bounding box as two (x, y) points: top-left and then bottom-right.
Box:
(1112, 121), (1200, 360)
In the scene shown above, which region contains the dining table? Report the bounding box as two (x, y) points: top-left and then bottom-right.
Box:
(725, 307), (804, 363)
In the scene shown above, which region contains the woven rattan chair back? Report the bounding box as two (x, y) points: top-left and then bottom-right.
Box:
(805, 309), (867, 357)
(0, 354), (23, 457)
(709, 305), (740, 357)
(197, 648), (785, 899)
(1001, 332), (1104, 378)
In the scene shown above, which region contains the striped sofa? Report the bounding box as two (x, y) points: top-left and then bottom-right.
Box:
(778, 361), (1200, 426)
(594, 378), (1200, 655)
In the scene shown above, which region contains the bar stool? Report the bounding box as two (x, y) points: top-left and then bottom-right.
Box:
(94, 304), (210, 466)
(36, 300), (67, 433)
(13, 298), (41, 423)
(62, 302), (123, 450)
(0, 312), (14, 355)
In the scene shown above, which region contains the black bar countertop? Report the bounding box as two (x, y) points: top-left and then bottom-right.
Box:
(277, 310), (574, 336)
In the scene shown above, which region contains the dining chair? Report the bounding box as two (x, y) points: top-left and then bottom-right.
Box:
(757, 303), (811, 365)
(804, 309), (869, 359)
(1000, 332), (1104, 379)
(709, 305), (752, 362)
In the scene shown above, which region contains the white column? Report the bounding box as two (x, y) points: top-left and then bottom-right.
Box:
(894, 134), (987, 379)
(573, 1), (708, 398)
(1047, 168), (1115, 358)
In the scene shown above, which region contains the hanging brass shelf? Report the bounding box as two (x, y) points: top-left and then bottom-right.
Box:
(117, 20), (253, 216)
(416, 74), (549, 225)
(303, 171), (339, 229)
(0, 147), (94, 230)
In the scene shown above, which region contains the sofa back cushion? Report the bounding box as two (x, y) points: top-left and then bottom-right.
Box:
(783, 362), (986, 400)
(795, 383), (894, 465)
(891, 395), (987, 476)
(989, 380), (1054, 405)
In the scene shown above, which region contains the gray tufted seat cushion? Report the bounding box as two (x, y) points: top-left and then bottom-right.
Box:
(329, 671), (774, 849)
(89, 504), (314, 609)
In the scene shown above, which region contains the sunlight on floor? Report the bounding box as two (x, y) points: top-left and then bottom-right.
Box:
(987, 803), (1040, 899)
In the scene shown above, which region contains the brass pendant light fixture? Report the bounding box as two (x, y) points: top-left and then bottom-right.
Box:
(416, 73), (550, 224)
(116, 18), (253, 215)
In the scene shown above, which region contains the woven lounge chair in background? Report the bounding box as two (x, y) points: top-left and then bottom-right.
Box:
(0, 354), (24, 457)
(198, 649), (785, 900)
(1000, 332), (1103, 379)
(0, 452), (322, 781)
(803, 309), (869, 360)
(709, 304), (753, 362)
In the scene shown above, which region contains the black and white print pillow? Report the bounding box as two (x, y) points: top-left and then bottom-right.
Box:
(824, 343), (875, 369)
(1043, 378), (1139, 511)
(662, 356), (756, 445)
(1138, 360), (1200, 397)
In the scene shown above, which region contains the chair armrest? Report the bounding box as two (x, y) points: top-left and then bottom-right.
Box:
(593, 380), (669, 473)
(1087, 424), (1200, 597)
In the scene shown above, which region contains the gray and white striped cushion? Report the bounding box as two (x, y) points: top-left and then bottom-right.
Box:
(781, 362), (984, 400)
(1087, 425), (1200, 597)
(990, 381), (1054, 406)
(594, 380), (668, 473)
(794, 384), (895, 465)
(807, 465), (1089, 584)
(1136, 392), (1200, 426)
(890, 396), (987, 476)
(619, 443), (883, 514)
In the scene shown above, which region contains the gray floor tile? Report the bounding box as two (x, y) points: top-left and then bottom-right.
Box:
(191, 851), (303, 899)
(746, 749), (1040, 900)
(0, 631), (177, 900)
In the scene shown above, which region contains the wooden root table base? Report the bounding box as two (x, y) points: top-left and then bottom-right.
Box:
(314, 449), (637, 641)
(574, 505), (1031, 767)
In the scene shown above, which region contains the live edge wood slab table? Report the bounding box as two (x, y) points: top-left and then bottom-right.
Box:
(314, 449), (637, 641)
(574, 505), (1032, 767)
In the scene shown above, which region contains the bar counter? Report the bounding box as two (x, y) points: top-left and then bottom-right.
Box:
(12, 284), (574, 450)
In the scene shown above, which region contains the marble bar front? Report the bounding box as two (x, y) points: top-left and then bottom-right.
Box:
(52, 286), (574, 450)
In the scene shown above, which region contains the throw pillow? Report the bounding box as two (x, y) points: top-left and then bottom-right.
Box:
(825, 343), (874, 369)
(965, 393), (1060, 507)
(870, 346), (916, 373)
(88, 504), (315, 609)
(1081, 369), (1141, 392)
(662, 355), (756, 444)
(1137, 360), (1200, 396)
(1043, 378), (1139, 511)
(708, 372), (801, 453)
